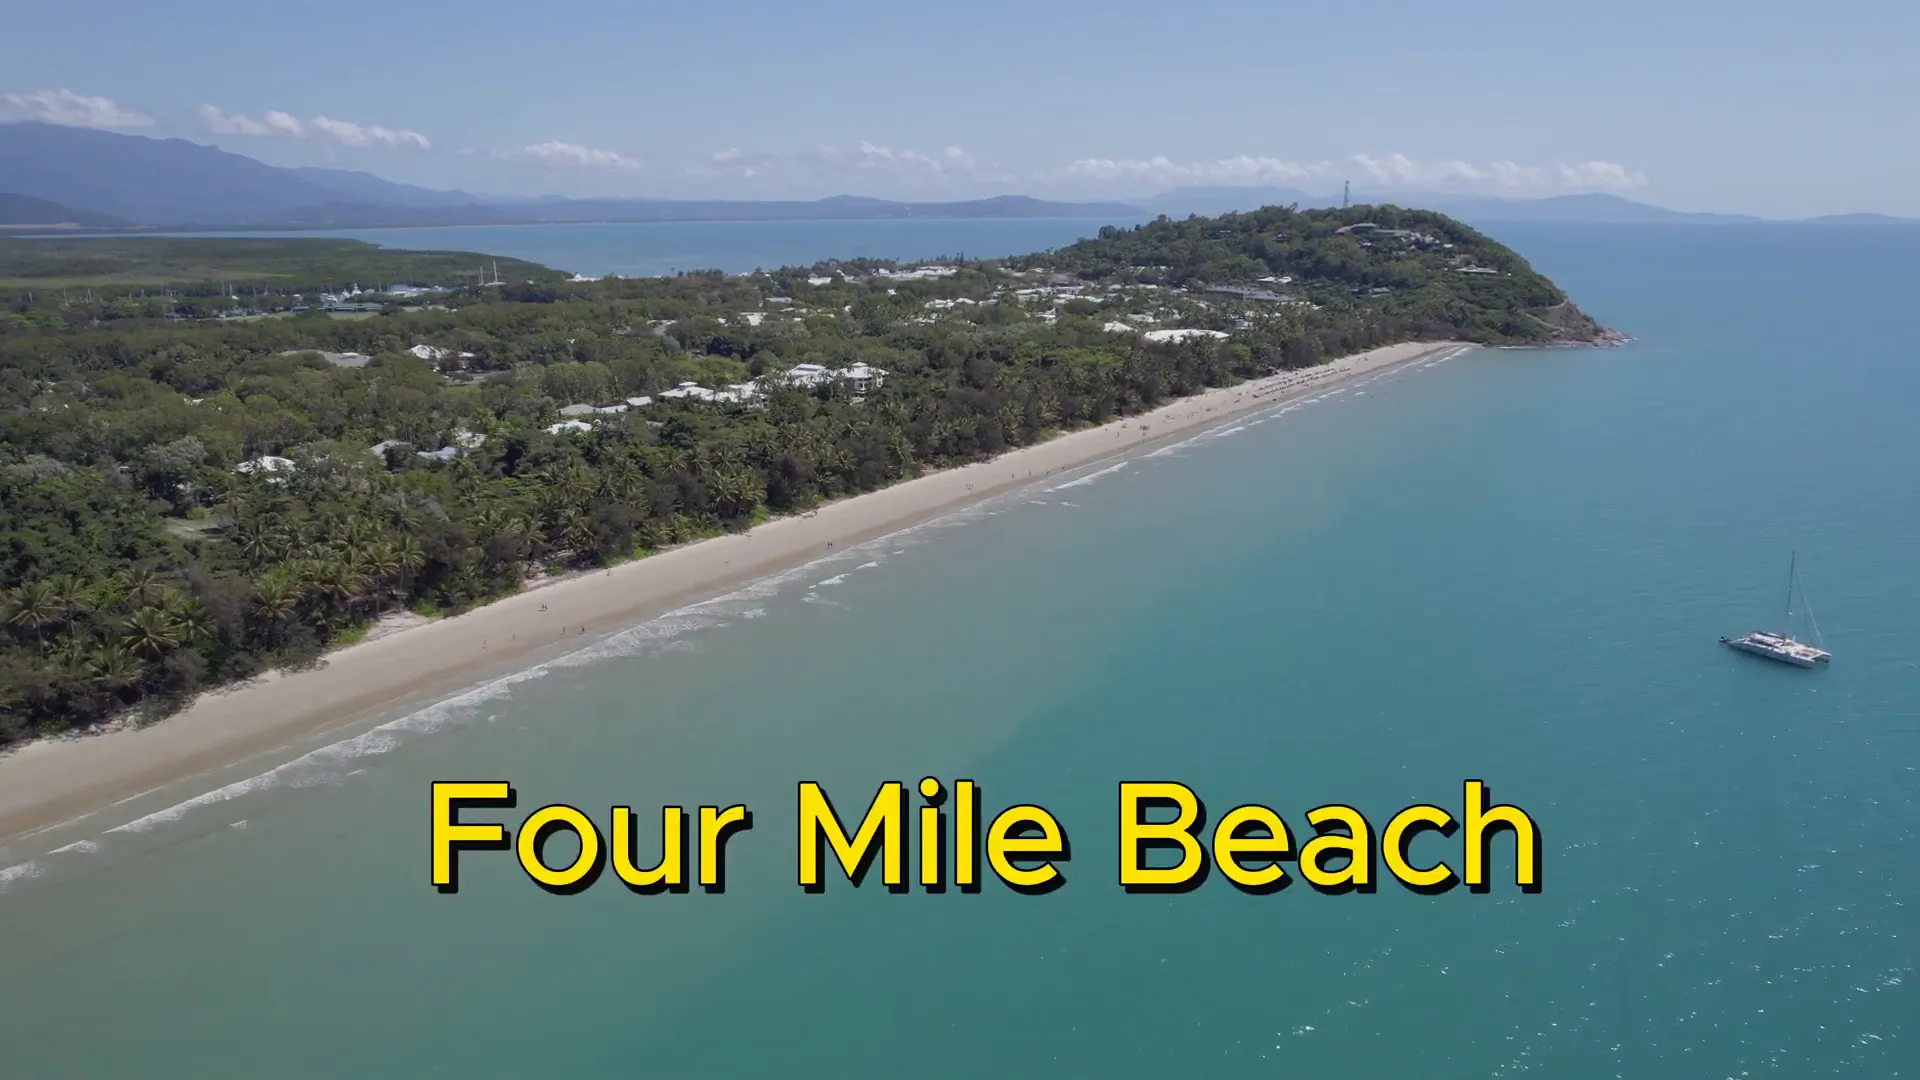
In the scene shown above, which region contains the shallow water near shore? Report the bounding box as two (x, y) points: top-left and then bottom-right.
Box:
(1, 223), (1916, 1078)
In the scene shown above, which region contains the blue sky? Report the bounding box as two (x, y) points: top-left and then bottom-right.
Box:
(2, 0), (1913, 216)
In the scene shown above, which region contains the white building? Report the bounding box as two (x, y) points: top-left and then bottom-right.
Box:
(1143, 329), (1230, 343)
(658, 382), (718, 402)
(841, 363), (887, 393)
(770, 363), (888, 393)
(234, 455), (296, 480)
(545, 420), (594, 436)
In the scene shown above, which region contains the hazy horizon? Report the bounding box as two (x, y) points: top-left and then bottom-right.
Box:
(3, 1), (1914, 217)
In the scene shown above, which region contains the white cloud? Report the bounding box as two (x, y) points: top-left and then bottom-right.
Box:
(199, 104), (304, 138)
(199, 104), (430, 150)
(683, 143), (1638, 198)
(1062, 155), (1324, 187)
(0, 88), (154, 130)
(1057, 152), (1645, 195)
(1346, 153), (1646, 193)
(510, 141), (642, 171)
(310, 116), (431, 151)
(690, 141), (1013, 189)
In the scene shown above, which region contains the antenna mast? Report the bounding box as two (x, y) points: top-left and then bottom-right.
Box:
(1343, 180), (1350, 208)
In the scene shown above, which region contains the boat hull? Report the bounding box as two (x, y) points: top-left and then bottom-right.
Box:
(1721, 636), (1827, 668)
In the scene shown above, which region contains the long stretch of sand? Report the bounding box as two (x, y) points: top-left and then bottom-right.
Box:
(0, 340), (1467, 845)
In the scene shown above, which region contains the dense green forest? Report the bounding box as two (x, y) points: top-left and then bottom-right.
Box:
(0, 236), (560, 296)
(0, 204), (1614, 747)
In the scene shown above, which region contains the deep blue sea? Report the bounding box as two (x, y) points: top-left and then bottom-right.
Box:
(1, 221), (1915, 1078)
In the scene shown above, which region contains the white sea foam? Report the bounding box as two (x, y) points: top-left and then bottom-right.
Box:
(48, 839), (99, 855)
(0, 860), (44, 892)
(105, 660), (560, 836)
(1049, 461), (1129, 490)
(857, 561), (880, 569)
(814, 574), (849, 587)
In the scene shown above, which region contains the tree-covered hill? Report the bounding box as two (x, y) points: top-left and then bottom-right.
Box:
(1015, 204), (1618, 346)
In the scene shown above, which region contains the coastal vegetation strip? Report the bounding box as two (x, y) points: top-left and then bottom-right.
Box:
(0, 237), (561, 294)
(0, 204), (1613, 752)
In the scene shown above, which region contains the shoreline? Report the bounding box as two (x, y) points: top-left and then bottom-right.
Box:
(0, 340), (1468, 848)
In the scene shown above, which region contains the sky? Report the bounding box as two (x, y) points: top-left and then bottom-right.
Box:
(1, 0), (1914, 217)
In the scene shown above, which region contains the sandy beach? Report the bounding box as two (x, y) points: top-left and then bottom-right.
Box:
(0, 340), (1467, 846)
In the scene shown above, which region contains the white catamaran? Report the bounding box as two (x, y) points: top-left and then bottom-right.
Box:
(1721, 552), (1831, 668)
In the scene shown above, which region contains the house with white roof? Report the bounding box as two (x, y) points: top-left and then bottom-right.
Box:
(545, 420), (594, 436)
(1143, 328), (1230, 343)
(658, 382), (718, 402)
(234, 455), (296, 482)
(841, 363), (886, 393)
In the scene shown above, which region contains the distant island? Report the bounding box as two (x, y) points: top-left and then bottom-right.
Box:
(0, 202), (1613, 749)
(3, 122), (1913, 233)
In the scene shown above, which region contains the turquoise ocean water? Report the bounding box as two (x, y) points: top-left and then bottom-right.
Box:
(0, 222), (1915, 1077)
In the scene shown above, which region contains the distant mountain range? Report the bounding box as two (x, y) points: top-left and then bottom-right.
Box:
(0, 192), (129, 228)
(0, 123), (1136, 229)
(1, 122), (1913, 232)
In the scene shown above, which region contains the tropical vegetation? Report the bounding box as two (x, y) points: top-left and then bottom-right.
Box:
(0, 204), (1611, 747)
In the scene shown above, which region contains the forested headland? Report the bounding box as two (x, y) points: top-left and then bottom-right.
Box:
(0, 204), (1616, 748)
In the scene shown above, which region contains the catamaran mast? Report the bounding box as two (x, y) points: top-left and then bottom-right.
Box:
(1783, 550), (1797, 631)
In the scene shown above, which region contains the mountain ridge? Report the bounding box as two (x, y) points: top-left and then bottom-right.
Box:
(2, 123), (1911, 229)
(0, 192), (131, 229)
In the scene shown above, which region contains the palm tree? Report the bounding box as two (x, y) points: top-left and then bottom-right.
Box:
(551, 509), (592, 555)
(5, 580), (60, 645)
(229, 519), (280, 568)
(170, 599), (217, 647)
(114, 567), (170, 607)
(601, 458), (644, 502)
(87, 645), (142, 691)
(251, 574), (302, 623)
(123, 607), (182, 659)
(383, 493), (425, 534)
(47, 575), (93, 622)
(310, 559), (369, 614)
(392, 534), (426, 579)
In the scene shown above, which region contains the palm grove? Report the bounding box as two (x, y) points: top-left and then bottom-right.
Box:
(0, 205), (1609, 747)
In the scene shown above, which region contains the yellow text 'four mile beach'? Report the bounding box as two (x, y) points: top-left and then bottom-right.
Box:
(431, 779), (1542, 897)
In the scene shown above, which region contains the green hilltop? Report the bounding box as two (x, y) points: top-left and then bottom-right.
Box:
(1019, 204), (1617, 346)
